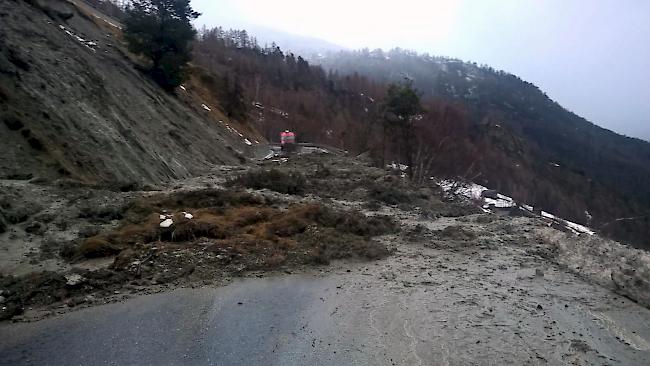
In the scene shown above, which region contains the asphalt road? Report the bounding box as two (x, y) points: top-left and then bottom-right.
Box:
(0, 276), (340, 366)
(2, 240), (650, 366)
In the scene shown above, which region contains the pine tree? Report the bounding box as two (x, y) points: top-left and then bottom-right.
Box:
(123, 0), (200, 90)
(382, 80), (422, 176)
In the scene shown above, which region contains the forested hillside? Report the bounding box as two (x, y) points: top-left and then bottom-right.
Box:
(192, 33), (649, 249)
(312, 49), (650, 248)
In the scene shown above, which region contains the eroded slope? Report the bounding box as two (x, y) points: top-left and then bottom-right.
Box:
(0, 0), (247, 185)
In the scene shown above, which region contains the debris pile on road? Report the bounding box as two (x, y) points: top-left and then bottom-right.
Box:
(0, 183), (397, 321)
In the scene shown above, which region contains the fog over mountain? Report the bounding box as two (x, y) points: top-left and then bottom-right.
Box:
(192, 0), (650, 141)
(210, 23), (347, 56)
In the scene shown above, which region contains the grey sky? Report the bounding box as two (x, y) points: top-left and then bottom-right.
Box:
(192, 0), (650, 141)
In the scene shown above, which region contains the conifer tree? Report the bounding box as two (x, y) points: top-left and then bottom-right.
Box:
(123, 0), (200, 90)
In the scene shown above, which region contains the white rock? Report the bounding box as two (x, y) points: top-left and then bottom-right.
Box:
(183, 212), (193, 220)
(65, 274), (85, 286)
(160, 218), (174, 228)
(159, 214), (167, 220)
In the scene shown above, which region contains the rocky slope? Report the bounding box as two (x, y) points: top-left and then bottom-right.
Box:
(0, 0), (251, 186)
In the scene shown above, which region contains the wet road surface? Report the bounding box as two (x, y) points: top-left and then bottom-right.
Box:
(2, 239), (650, 365)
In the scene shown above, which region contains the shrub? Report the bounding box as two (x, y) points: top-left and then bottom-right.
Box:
(368, 182), (412, 206)
(228, 169), (306, 195)
(79, 236), (122, 258)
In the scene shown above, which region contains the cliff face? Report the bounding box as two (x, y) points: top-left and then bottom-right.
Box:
(0, 0), (248, 185)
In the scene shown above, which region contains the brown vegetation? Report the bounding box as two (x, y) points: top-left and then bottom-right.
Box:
(226, 169), (306, 195)
(66, 187), (397, 266)
(1, 186), (398, 319)
(87, 200), (396, 265)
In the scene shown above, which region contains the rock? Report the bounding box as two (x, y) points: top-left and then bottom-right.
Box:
(481, 189), (499, 199)
(65, 273), (85, 287)
(160, 218), (173, 228)
(25, 221), (45, 235)
(536, 304), (543, 310)
(0, 303), (22, 321)
(64, 296), (84, 308)
(535, 268), (544, 277)
(56, 10), (74, 21)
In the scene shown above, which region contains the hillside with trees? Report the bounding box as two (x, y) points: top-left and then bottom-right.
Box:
(190, 34), (649, 249)
(53, 2), (649, 249)
(312, 49), (650, 248)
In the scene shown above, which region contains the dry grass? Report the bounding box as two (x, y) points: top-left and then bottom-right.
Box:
(78, 236), (121, 258)
(72, 189), (398, 267)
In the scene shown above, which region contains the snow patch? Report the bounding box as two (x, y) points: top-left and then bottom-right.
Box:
(59, 25), (97, 52)
(541, 211), (556, 220)
(439, 180), (486, 200)
(387, 162), (409, 172)
(484, 196), (516, 209)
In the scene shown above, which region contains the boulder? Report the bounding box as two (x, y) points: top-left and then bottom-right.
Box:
(481, 189), (499, 199)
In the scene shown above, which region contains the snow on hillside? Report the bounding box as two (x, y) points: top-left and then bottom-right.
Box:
(438, 180), (595, 236)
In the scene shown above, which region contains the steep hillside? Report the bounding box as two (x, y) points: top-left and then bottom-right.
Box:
(0, 0), (252, 186)
(190, 31), (650, 248)
(316, 49), (650, 249)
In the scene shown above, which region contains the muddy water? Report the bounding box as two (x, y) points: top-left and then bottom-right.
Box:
(1, 239), (649, 366)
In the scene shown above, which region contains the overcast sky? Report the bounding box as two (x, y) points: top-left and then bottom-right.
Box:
(192, 0), (650, 141)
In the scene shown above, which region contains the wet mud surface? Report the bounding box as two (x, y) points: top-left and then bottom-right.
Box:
(2, 234), (649, 365)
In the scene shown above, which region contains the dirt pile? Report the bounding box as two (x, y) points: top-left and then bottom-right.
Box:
(0, 0), (248, 185)
(73, 189), (397, 266)
(542, 229), (650, 308)
(229, 154), (479, 218)
(0, 186), (397, 320)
